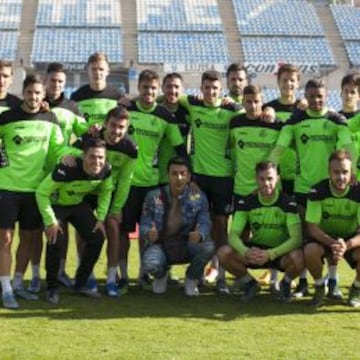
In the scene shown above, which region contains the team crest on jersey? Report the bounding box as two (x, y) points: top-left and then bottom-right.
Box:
(195, 119), (202, 128)
(128, 125), (135, 135)
(57, 168), (66, 177)
(300, 133), (309, 144)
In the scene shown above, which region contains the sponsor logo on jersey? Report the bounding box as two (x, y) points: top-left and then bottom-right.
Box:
(127, 125), (159, 138)
(300, 133), (334, 145)
(194, 118), (227, 130)
(83, 113), (104, 123)
(237, 139), (273, 149)
(322, 211), (353, 221)
(12, 135), (47, 145)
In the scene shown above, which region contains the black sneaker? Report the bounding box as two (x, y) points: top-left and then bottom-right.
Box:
(327, 278), (343, 300)
(138, 274), (152, 291)
(348, 284), (360, 307)
(310, 284), (325, 307)
(278, 279), (292, 303)
(46, 289), (59, 304)
(293, 278), (309, 298)
(117, 278), (129, 295)
(241, 279), (260, 302)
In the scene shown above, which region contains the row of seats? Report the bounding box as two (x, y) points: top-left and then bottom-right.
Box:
(330, 4), (360, 40)
(138, 32), (230, 64)
(31, 28), (123, 64)
(0, 0), (22, 30)
(232, 0), (324, 36)
(137, 0), (222, 31)
(242, 37), (336, 67)
(344, 42), (360, 67)
(0, 31), (18, 60)
(36, 0), (121, 27)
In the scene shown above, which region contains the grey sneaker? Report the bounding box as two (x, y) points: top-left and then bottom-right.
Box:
(74, 286), (101, 298)
(46, 289), (59, 304)
(241, 279), (260, 302)
(152, 273), (168, 294)
(28, 277), (41, 294)
(216, 278), (230, 295)
(2, 292), (19, 309)
(348, 284), (360, 308)
(14, 287), (39, 301)
(184, 277), (199, 296)
(310, 284), (325, 307)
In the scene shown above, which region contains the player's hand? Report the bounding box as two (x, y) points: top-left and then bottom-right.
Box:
(45, 223), (63, 244)
(92, 221), (106, 238)
(221, 96), (234, 106)
(245, 247), (259, 264)
(296, 98), (308, 111)
(61, 155), (77, 167)
(188, 224), (201, 244)
(260, 107), (276, 123)
(148, 222), (158, 242)
(331, 238), (347, 260)
(118, 95), (132, 107)
(253, 249), (270, 265)
(40, 100), (50, 112)
(88, 124), (102, 135)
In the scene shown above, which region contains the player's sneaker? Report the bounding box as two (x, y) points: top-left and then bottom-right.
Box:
(348, 285), (360, 308)
(138, 274), (152, 291)
(28, 277), (41, 294)
(105, 282), (120, 297)
(74, 286), (101, 298)
(2, 292), (19, 309)
(118, 278), (129, 295)
(184, 278), (199, 296)
(86, 277), (98, 293)
(46, 289), (59, 304)
(204, 266), (218, 283)
(310, 284), (325, 307)
(270, 281), (280, 296)
(152, 273), (168, 294)
(241, 279), (260, 302)
(216, 278), (230, 295)
(327, 278), (343, 300)
(293, 278), (309, 298)
(58, 272), (74, 288)
(14, 287), (38, 301)
(278, 279), (292, 303)
(230, 278), (245, 293)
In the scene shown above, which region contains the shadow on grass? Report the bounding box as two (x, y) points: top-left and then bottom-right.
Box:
(1, 280), (358, 321)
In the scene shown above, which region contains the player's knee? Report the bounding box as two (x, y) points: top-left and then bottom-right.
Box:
(304, 242), (323, 260)
(217, 245), (233, 264)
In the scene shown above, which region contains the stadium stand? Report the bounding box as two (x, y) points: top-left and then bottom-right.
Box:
(0, 0), (22, 61)
(31, 0), (123, 64)
(232, 0), (335, 68)
(137, 0), (230, 65)
(330, 4), (360, 66)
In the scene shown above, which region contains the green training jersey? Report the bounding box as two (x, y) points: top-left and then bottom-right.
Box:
(127, 100), (185, 187)
(0, 107), (67, 192)
(180, 95), (241, 177)
(230, 115), (282, 196)
(265, 99), (299, 181)
(272, 108), (354, 194)
(36, 158), (113, 226)
(158, 103), (190, 184)
(46, 93), (89, 145)
(71, 84), (123, 126)
(74, 130), (138, 215)
(343, 110), (360, 180)
(306, 179), (360, 239)
(230, 189), (302, 260)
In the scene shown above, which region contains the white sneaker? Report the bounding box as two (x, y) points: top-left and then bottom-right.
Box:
(184, 277), (199, 296)
(152, 273), (168, 294)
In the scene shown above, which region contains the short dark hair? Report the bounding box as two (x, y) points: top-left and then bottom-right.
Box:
(0, 59), (13, 74)
(83, 137), (106, 154)
(138, 69), (160, 84)
(201, 70), (221, 84)
(167, 156), (192, 173)
(329, 149), (352, 164)
(86, 52), (109, 67)
(162, 72), (183, 86)
(105, 106), (129, 122)
(46, 62), (66, 75)
(255, 161), (278, 174)
(23, 74), (43, 91)
(226, 63), (248, 79)
(243, 84), (262, 97)
(341, 73), (360, 92)
(305, 79), (326, 92)
(277, 63), (300, 82)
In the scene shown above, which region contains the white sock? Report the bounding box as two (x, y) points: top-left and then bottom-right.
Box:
(270, 269), (278, 283)
(119, 259), (128, 279)
(314, 278), (324, 286)
(300, 269), (307, 279)
(32, 264), (40, 279)
(107, 267), (117, 284)
(13, 272), (23, 290)
(328, 265), (337, 280)
(0, 276), (13, 294)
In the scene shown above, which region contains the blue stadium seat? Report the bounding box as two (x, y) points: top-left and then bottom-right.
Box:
(330, 4), (360, 40)
(0, 0), (22, 29)
(0, 31), (19, 60)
